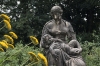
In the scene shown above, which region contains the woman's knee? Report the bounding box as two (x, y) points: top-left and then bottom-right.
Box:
(68, 40), (79, 45)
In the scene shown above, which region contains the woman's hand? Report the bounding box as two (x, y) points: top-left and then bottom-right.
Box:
(49, 38), (63, 43)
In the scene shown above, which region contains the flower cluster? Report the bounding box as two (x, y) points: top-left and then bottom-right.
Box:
(0, 42), (8, 49)
(29, 36), (39, 45)
(0, 14), (10, 22)
(0, 31), (18, 51)
(0, 14), (18, 52)
(3, 20), (11, 30)
(4, 35), (14, 44)
(28, 52), (39, 62)
(0, 14), (11, 30)
(9, 32), (18, 39)
(38, 53), (48, 66)
(28, 52), (48, 66)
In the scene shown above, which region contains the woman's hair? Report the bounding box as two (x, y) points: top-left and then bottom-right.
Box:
(50, 6), (63, 14)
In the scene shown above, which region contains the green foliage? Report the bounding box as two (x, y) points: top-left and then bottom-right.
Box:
(81, 41), (100, 66)
(77, 31), (100, 43)
(0, 43), (43, 66)
(77, 31), (100, 66)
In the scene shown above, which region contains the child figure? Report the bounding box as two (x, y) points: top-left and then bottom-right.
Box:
(42, 34), (85, 66)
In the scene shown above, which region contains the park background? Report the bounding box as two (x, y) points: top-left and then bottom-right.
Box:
(0, 0), (100, 66)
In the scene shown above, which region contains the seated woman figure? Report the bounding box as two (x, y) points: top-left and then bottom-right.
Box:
(40, 6), (86, 66)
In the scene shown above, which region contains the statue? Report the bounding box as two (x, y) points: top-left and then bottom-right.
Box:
(40, 6), (86, 66)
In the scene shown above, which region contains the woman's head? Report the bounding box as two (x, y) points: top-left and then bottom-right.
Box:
(50, 6), (63, 20)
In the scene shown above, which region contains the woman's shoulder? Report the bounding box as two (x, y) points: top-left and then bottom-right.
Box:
(46, 19), (54, 24)
(44, 19), (54, 27)
(61, 19), (71, 26)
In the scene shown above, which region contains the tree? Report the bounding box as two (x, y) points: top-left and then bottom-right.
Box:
(0, 0), (100, 43)
(60, 0), (100, 33)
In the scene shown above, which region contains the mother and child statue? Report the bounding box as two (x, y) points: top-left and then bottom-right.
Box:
(40, 5), (86, 66)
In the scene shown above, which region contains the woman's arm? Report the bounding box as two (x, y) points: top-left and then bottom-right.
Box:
(40, 22), (50, 48)
(66, 22), (76, 40)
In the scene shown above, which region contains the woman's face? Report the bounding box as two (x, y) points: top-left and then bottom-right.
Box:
(51, 12), (62, 20)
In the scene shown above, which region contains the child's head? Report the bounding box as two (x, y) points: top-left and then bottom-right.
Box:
(43, 34), (53, 44)
(43, 34), (52, 40)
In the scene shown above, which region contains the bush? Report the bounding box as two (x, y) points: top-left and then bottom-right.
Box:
(77, 32), (100, 66)
(0, 43), (43, 66)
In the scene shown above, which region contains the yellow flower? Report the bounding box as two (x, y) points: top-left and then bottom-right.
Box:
(29, 36), (39, 45)
(9, 32), (18, 39)
(28, 52), (39, 62)
(3, 20), (11, 30)
(8, 44), (14, 49)
(2, 40), (14, 49)
(0, 47), (4, 52)
(4, 35), (14, 44)
(1, 40), (8, 45)
(0, 42), (8, 49)
(0, 14), (10, 22)
(38, 53), (48, 66)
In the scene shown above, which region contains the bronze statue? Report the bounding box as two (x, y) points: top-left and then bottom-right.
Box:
(40, 6), (86, 66)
